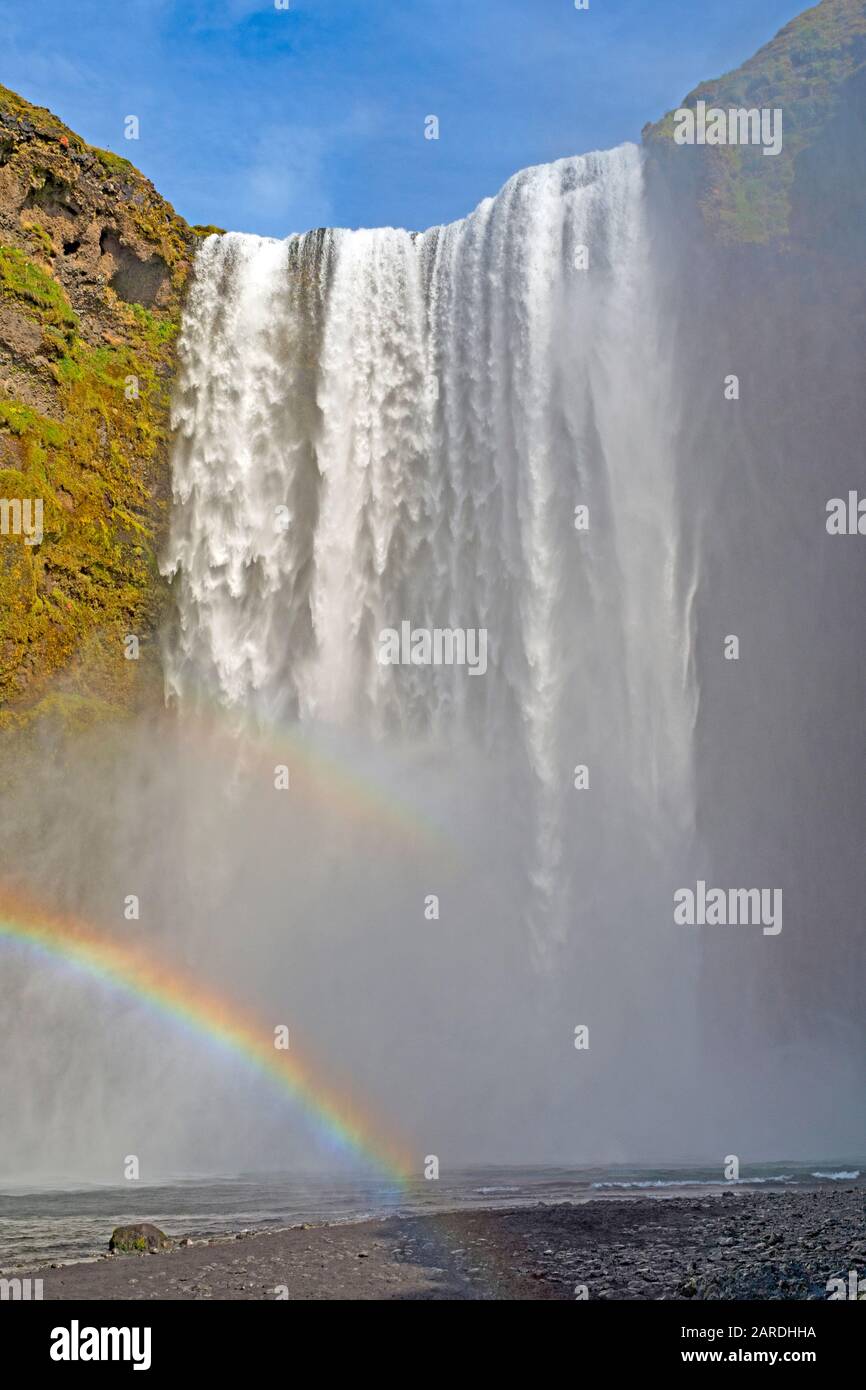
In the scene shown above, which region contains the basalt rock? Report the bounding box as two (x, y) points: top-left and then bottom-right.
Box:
(109, 1222), (171, 1254)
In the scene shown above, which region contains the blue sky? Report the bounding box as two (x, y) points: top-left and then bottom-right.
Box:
(2, 0), (807, 236)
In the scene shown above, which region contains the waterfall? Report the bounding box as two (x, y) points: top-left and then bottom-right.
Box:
(4, 135), (864, 1183)
(163, 142), (696, 959)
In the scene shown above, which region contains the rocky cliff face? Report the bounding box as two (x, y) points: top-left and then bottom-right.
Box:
(0, 84), (203, 733)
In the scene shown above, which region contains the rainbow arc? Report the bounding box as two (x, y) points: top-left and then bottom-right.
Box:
(0, 888), (414, 1184)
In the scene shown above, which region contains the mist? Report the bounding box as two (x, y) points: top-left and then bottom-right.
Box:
(1, 138), (864, 1187)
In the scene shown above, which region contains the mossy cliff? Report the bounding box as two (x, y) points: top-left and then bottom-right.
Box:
(0, 84), (208, 733)
(643, 0), (866, 249)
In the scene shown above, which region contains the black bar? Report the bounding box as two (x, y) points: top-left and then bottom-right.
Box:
(3, 1296), (857, 1374)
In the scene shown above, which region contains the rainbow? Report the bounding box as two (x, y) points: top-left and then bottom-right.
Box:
(0, 888), (415, 1184)
(173, 693), (460, 860)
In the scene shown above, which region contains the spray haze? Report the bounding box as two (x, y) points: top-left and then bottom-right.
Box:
(1, 128), (864, 1184)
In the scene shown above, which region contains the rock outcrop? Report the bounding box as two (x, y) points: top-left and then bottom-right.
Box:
(108, 1222), (171, 1254)
(0, 84), (204, 732)
(642, 0), (866, 250)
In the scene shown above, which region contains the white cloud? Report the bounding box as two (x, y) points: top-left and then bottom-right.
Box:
(240, 125), (334, 234)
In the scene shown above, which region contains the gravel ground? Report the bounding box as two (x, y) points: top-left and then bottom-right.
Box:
(12, 1186), (866, 1300)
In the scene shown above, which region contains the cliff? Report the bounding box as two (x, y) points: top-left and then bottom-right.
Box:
(643, 0), (866, 250)
(0, 84), (203, 732)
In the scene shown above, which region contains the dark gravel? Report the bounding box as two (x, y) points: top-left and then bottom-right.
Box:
(13, 1186), (866, 1300)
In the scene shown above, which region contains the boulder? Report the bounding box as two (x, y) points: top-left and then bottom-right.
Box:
(108, 1222), (171, 1254)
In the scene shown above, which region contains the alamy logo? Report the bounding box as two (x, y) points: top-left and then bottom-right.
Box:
(674, 100), (783, 157)
(50, 1320), (152, 1371)
(377, 621), (487, 675)
(674, 881), (782, 936)
(0, 1276), (43, 1300)
(0, 497), (43, 545)
(826, 1269), (866, 1300)
(826, 492), (866, 534)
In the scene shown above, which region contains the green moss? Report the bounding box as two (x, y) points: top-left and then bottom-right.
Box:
(0, 400), (65, 449)
(0, 245), (77, 331)
(50, 354), (85, 386)
(21, 218), (55, 258)
(0, 84), (196, 732)
(0, 465), (28, 491)
(128, 302), (179, 350)
(0, 400), (38, 436)
(0, 250), (181, 716)
(93, 147), (135, 175)
(0, 83), (84, 148)
(0, 688), (123, 736)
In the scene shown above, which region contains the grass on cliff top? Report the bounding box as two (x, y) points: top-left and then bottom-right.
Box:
(0, 82), (82, 147)
(648, 0), (866, 139)
(93, 147), (136, 175)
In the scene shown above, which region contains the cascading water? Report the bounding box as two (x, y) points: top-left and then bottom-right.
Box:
(1, 70), (864, 1194)
(164, 143), (696, 960)
(10, 138), (861, 1183)
(0, 140), (713, 1185)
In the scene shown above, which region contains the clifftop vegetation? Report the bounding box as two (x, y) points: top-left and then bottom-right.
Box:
(643, 0), (866, 248)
